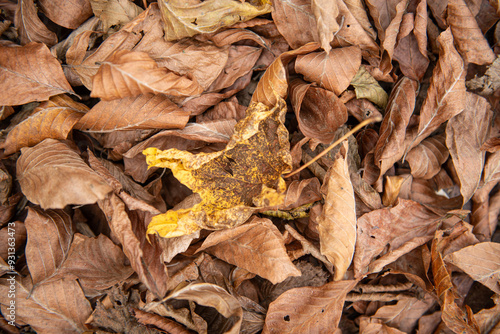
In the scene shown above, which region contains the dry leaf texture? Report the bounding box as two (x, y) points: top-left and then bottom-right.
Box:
(15, 0), (58, 46)
(38, 0), (93, 29)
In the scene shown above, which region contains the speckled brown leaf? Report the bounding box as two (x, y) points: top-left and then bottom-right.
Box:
(158, 0), (271, 41)
(311, 0), (339, 53)
(38, 0), (92, 29)
(197, 217), (300, 284)
(0, 277), (92, 334)
(263, 280), (357, 334)
(24, 208), (74, 286)
(90, 0), (143, 31)
(409, 28), (466, 151)
(447, 0), (496, 65)
(91, 50), (203, 100)
(271, 0), (318, 49)
(317, 142), (356, 280)
(295, 47), (361, 96)
(446, 92), (493, 206)
(14, 0), (57, 47)
(289, 78), (348, 144)
(16, 139), (112, 209)
(406, 133), (449, 179)
(75, 94), (189, 133)
(445, 242), (500, 294)
(3, 95), (87, 155)
(0, 43), (74, 106)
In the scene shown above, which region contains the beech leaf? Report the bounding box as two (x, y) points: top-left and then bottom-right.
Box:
(90, 0), (143, 31)
(350, 66), (389, 108)
(406, 133), (449, 180)
(38, 0), (93, 29)
(311, 0), (340, 53)
(272, 0), (319, 49)
(15, 0), (58, 47)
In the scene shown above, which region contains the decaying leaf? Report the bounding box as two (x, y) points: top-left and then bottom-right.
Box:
(90, 0), (143, 31)
(350, 66), (389, 109)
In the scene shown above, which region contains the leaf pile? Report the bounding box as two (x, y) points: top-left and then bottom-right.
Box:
(0, 0), (500, 333)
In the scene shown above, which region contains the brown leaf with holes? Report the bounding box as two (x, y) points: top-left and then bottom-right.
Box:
(406, 133), (449, 179)
(0, 43), (74, 106)
(38, 0), (93, 29)
(14, 0), (58, 47)
(3, 95), (87, 155)
(91, 50), (203, 100)
(16, 139), (113, 209)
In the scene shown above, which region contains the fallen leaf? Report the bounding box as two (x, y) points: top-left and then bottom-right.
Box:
(132, 308), (192, 334)
(263, 280), (357, 334)
(16, 139), (113, 209)
(3, 95), (87, 155)
(295, 47), (362, 96)
(196, 217), (301, 284)
(364, 0), (402, 43)
(38, 0), (93, 29)
(466, 56), (500, 96)
(207, 28), (271, 49)
(474, 302), (500, 333)
(90, 0), (143, 31)
(14, 0), (58, 47)
(345, 98), (383, 123)
(317, 142), (357, 280)
(446, 92), (493, 206)
(359, 317), (406, 334)
(311, 0), (340, 53)
(406, 133), (449, 179)
(91, 50), (203, 100)
(0, 43), (74, 106)
(24, 208), (74, 286)
(393, 29), (429, 81)
(350, 66), (389, 108)
(143, 98), (292, 237)
(158, 0), (272, 41)
(343, 0), (377, 39)
(75, 94), (190, 132)
(382, 175), (407, 206)
(0, 222), (26, 261)
(271, 0), (318, 49)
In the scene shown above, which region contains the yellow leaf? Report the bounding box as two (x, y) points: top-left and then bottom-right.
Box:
(158, 0), (272, 41)
(350, 66), (389, 109)
(143, 98), (292, 238)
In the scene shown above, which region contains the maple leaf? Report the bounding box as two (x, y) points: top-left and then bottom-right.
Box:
(143, 97), (292, 237)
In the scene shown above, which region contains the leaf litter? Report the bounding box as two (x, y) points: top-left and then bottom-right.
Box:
(0, 0), (500, 333)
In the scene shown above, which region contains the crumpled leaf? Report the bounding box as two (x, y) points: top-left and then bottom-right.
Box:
(0, 43), (74, 106)
(466, 57), (500, 96)
(196, 217), (301, 284)
(158, 0), (272, 41)
(350, 66), (388, 109)
(15, 0), (58, 47)
(311, 0), (340, 53)
(143, 98), (292, 237)
(16, 139), (113, 209)
(91, 50), (203, 100)
(90, 0), (143, 31)
(38, 0), (93, 29)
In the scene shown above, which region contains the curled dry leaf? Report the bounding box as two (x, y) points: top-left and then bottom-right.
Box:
(132, 308), (192, 334)
(3, 95), (87, 155)
(0, 43), (74, 106)
(0, 277), (92, 334)
(393, 28), (429, 81)
(75, 94), (190, 132)
(158, 0), (272, 41)
(24, 208), (74, 287)
(90, 0), (143, 31)
(143, 98), (292, 238)
(91, 50), (203, 100)
(295, 47), (362, 96)
(16, 139), (113, 209)
(406, 133), (449, 179)
(263, 280), (357, 334)
(197, 217), (300, 284)
(15, 0), (58, 47)
(271, 0), (318, 49)
(446, 92), (493, 206)
(38, 0), (93, 29)
(311, 0), (340, 53)
(317, 142), (357, 281)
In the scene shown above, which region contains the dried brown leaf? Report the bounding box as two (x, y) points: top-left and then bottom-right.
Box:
(263, 280), (357, 334)
(0, 106), (15, 121)
(38, 0), (93, 29)
(311, 0), (340, 53)
(364, 0), (402, 42)
(133, 308), (192, 334)
(75, 94), (189, 132)
(350, 66), (389, 108)
(16, 139), (113, 209)
(208, 28), (271, 49)
(406, 133), (449, 179)
(24, 208), (73, 286)
(318, 142), (356, 280)
(447, 0), (496, 65)
(197, 217), (301, 284)
(393, 29), (430, 81)
(295, 47), (362, 96)
(90, 0), (143, 31)
(474, 302), (500, 333)
(382, 175), (407, 206)
(271, 0), (318, 49)
(359, 318), (406, 334)
(91, 50), (203, 100)
(343, 0), (377, 39)
(3, 95), (87, 155)
(0, 43), (74, 106)
(14, 0), (57, 47)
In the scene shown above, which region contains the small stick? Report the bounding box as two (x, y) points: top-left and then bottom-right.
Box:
(283, 117), (382, 178)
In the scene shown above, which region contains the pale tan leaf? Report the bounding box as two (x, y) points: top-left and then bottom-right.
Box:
(295, 47), (362, 96)
(350, 66), (389, 108)
(24, 208), (74, 286)
(3, 95), (87, 155)
(445, 242), (500, 294)
(196, 217), (300, 284)
(158, 0), (272, 41)
(90, 0), (143, 31)
(0, 106), (15, 121)
(14, 0), (58, 47)
(359, 318), (407, 334)
(263, 280), (357, 334)
(311, 0), (340, 53)
(0, 277), (92, 334)
(406, 133), (449, 179)
(38, 0), (93, 29)
(75, 94), (189, 133)
(16, 139), (113, 209)
(0, 43), (74, 106)
(448, 0), (496, 65)
(317, 142), (356, 281)
(414, 0), (428, 57)
(382, 175), (407, 206)
(343, 0), (377, 39)
(409, 28), (466, 150)
(446, 92), (493, 205)
(91, 50), (203, 100)
(474, 303), (500, 333)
